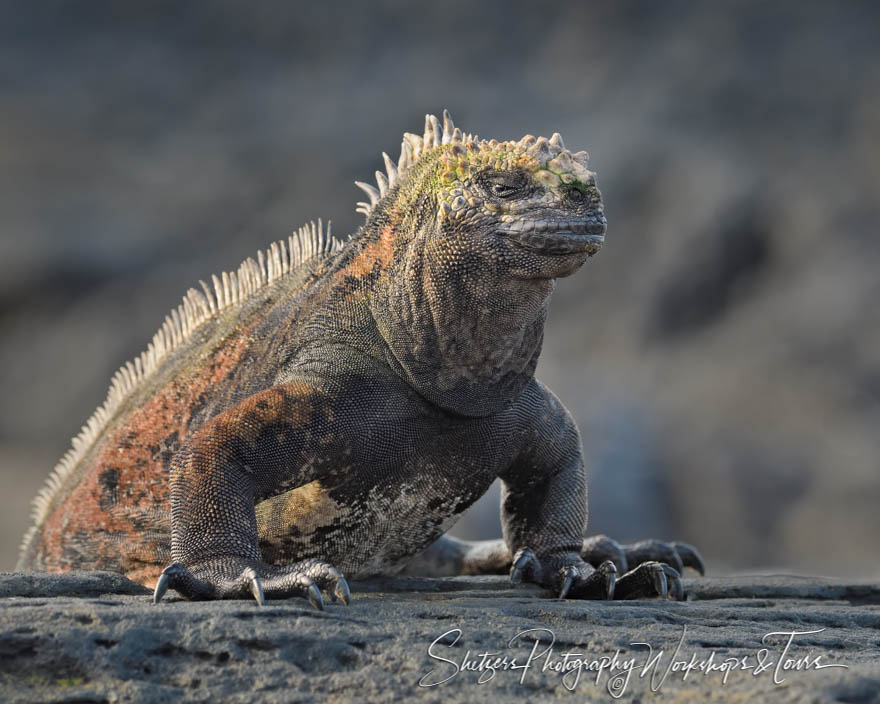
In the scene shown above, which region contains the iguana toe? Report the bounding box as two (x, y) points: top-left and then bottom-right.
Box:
(580, 534), (629, 573)
(614, 561), (683, 601)
(671, 541), (705, 575)
(558, 565), (576, 599)
(556, 559), (617, 600)
(620, 538), (707, 577)
(623, 539), (685, 575)
(294, 557), (350, 606)
(509, 548), (538, 586)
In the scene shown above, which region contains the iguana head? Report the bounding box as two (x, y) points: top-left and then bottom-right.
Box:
(355, 110), (605, 282)
(347, 111), (606, 415)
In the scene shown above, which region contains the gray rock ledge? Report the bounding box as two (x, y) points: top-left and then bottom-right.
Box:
(1, 572), (878, 703)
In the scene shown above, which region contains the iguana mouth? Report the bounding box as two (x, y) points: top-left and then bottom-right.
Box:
(497, 217), (607, 255)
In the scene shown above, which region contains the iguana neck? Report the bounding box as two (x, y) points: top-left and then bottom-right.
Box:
(357, 213), (553, 417)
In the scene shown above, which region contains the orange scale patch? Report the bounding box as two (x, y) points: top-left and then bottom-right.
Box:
(338, 224), (397, 281)
(36, 330), (252, 583)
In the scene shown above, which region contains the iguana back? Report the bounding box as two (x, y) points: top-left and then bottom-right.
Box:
(18, 222), (342, 584)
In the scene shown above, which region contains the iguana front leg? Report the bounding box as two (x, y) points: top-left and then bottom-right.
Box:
(153, 382), (350, 608)
(499, 382), (697, 600)
(498, 383), (618, 599)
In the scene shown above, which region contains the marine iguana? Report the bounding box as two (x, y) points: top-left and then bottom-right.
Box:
(17, 111), (703, 607)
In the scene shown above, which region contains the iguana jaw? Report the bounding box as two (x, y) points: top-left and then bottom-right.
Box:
(496, 218), (606, 256)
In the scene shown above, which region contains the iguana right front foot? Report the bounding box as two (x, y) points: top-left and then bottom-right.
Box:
(153, 556), (350, 609)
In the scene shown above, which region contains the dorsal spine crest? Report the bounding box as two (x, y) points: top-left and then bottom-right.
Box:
(18, 219), (342, 562)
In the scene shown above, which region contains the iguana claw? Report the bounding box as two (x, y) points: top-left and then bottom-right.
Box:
(558, 566), (576, 599)
(307, 583), (324, 611)
(247, 569), (265, 606)
(603, 560), (617, 599)
(510, 548), (537, 585)
(153, 572), (169, 604)
(665, 563), (685, 601)
(651, 564), (668, 600)
(153, 563), (190, 603)
(554, 562), (617, 599)
(334, 577), (351, 606)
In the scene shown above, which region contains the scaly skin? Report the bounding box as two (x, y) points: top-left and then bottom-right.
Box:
(19, 112), (704, 606)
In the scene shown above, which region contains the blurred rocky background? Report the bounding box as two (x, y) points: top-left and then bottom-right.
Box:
(0, 0), (877, 577)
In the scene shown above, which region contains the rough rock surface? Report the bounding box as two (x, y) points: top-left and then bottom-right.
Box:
(1, 573), (878, 702)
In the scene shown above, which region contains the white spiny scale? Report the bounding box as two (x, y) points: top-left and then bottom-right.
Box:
(174, 306), (185, 342)
(230, 270), (240, 304)
(382, 152), (397, 188)
(221, 272), (232, 309)
(125, 360), (137, 387)
(355, 181), (380, 206)
(279, 238), (289, 274)
(375, 170), (388, 197)
(258, 249), (268, 282)
(238, 262), (249, 298)
(232, 270), (242, 304)
(442, 109), (455, 144)
(212, 274), (224, 310)
(165, 312), (176, 348)
(18, 218), (343, 564)
(432, 114), (443, 145)
(399, 140), (412, 171)
(181, 295), (194, 332)
(404, 132), (423, 158)
(423, 114), (434, 147)
(250, 257), (260, 289)
(271, 242), (283, 280)
(289, 233), (300, 268)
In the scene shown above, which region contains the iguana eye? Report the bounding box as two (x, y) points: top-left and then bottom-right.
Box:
(481, 170), (527, 199)
(491, 183), (518, 198)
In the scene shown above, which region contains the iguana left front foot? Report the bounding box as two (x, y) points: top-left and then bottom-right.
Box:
(581, 534), (706, 577)
(539, 535), (700, 600)
(508, 547), (685, 600)
(408, 533), (702, 600)
(510, 548), (618, 600)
